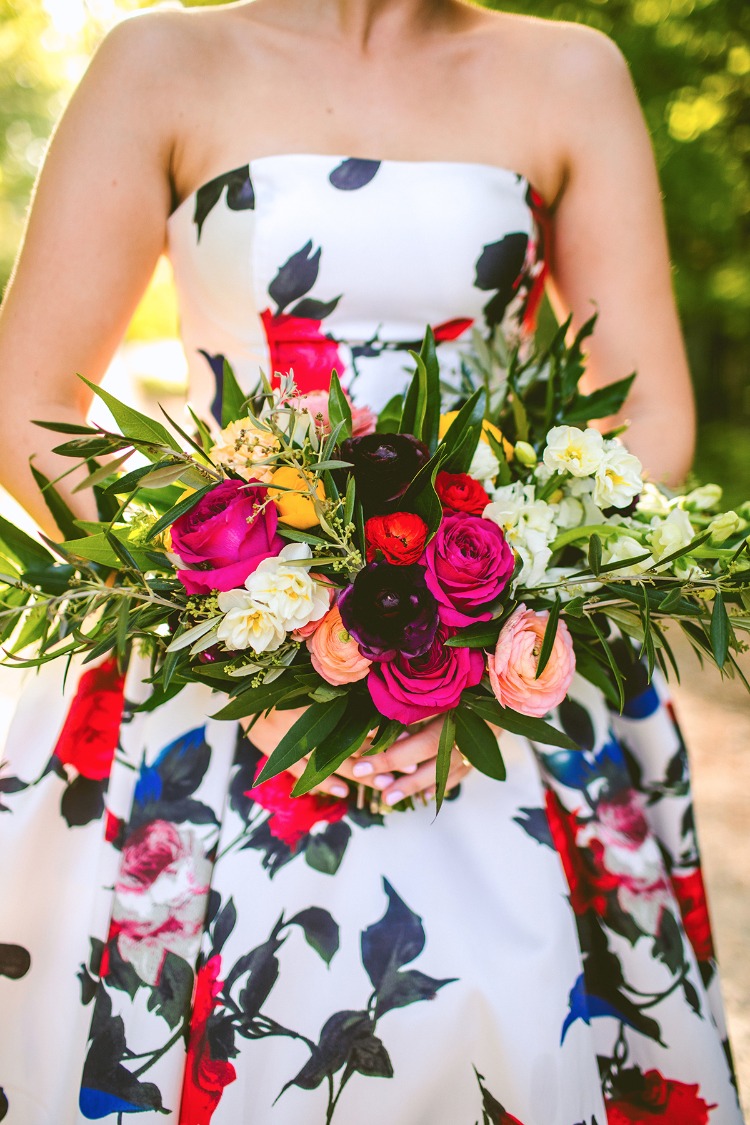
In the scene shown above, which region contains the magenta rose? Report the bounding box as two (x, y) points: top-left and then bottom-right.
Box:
(171, 479), (283, 595)
(367, 621), (484, 724)
(422, 512), (514, 625)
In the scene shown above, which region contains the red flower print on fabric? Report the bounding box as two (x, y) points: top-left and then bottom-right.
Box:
(249, 758), (347, 850)
(544, 789), (618, 916)
(431, 317), (473, 342)
(671, 868), (715, 963)
(179, 955), (237, 1125)
(53, 657), (125, 781)
(605, 1069), (716, 1124)
(260, 309), (344, 394)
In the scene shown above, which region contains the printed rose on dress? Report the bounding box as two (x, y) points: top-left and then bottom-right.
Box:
(488, 603), (575, 717)
(171, 479), (283, 594)
(364, 511), (429, 565)
(605, 1068), (716, 1125)
(53, 656), (125, 781)
(249, 758), (347, 849)
(111, 820), (211, 986)
(179, 955), (236, 1125)
(671, 868), (715, 963)
(367, 621), (484, 724)
(423, 512), (514, 625)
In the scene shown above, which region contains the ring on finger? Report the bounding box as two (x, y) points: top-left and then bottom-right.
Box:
(453, 745), (471, 769)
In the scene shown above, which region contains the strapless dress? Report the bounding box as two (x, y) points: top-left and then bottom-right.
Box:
(0, 153), (742, 1125)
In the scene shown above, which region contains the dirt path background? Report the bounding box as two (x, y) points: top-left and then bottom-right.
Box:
(669, 632), (750, 1117)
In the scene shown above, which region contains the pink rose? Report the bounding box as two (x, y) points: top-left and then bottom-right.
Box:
(307, 605), (372, 685)
(295, 390), (376, 438)
(112, 820), (211, 985)
(423, 512), (514, 625)
(171, 479), (283, 594)
(488, 603), (575, 717)
(367, 621), (484, 724)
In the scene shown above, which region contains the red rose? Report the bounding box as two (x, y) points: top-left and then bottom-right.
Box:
(432, 317), (473, 342)
(544, 790), (618, 916)
(260, 309), (344, 394)
(171, 479), (283, 595)
(53, 657), (125, 781)
(672, 868), (715, 962)
(435, 471), (490, 516)
(179, 956), (236, 1125)
(605, 1069), (716, 1125)
(365, 512), (429, 565)
(249, 758), (347, 849)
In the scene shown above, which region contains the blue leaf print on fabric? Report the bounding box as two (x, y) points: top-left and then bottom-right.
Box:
(329, 158), (381, 190)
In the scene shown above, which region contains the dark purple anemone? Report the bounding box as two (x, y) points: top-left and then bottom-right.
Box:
(340, 432), (429, 512)
(338, 561), (439, 662)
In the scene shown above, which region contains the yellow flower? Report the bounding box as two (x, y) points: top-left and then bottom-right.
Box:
(268, 466), (326, 530)
(438, 412), (514, 460)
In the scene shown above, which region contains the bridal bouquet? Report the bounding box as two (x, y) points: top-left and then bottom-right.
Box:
(2, 319), (749, 810)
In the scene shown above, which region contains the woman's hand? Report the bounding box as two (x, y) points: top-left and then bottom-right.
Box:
(245, 708), (473, 806)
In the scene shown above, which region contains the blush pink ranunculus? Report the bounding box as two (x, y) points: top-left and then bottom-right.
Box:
(488, 603), (575, 718)
(367, 621), (484, 724)
(112, 820), (211, 986)
(294, 390), (376, 438)
(307, 605), (372, 685)
(171, 479), (283, 595)
(422, 512), (514, 625)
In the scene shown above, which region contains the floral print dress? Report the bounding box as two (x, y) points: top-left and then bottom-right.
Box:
(0, 153), (744, 1125)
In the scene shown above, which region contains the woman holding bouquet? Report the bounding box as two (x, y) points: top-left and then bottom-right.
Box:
(0, 0), (742, 1122)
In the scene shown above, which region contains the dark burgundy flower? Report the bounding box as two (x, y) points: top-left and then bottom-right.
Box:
(338, 561), (439, 661)
(340, 432), (429, 512)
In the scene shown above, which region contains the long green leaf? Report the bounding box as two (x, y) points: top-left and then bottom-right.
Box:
(327, 371), (353, 440)
(29, 464), (80, 541)
(419, 327), (441, 453)
(466, 695), (580, 750)
(399, 353), (428, 440)
(77, 374), (175, 450)
(253, 695), (348, 785)
(145, 484), (214, 541)
(291, 699), (375, 795)
(220, 358), (250, 427)
(0, 515), (52, 569)
(535, 595), (561, 679)
(434, 710), (457, 813)
(454, 706), (506, 781)
(710, 590), (730, 668)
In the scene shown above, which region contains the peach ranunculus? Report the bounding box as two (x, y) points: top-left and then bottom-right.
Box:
(307, 605), (371, 685)
(488, 603), (575, 718)
(292, 572), (335, 641)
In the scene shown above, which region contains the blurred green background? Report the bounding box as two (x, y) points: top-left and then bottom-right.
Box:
(1, 0), (748, 499)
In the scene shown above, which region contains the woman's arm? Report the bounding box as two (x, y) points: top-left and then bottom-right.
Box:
(0, 12), (182, 536)
(539, 25), (696, 488)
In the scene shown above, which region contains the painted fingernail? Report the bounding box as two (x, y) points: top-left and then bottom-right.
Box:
(385, 789), (405, 806)
(400, 764), (418, 775)
(373, 774), (394, 790)
(352, 761), (373, 777)
(331, 783), (349, 798)
(424, 788), (435, 800)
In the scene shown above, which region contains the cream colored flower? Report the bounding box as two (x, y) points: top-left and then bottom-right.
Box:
(601, 534), (652, 576)
(216, 590), (286, 653)
(210, 416), (279, 483)
(593, 445), (643, 509)
(649, 507), (695, 563)
(244, 543), (330, 631)
(542, 425), (605, 477)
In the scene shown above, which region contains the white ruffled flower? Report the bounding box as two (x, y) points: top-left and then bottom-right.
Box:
(244, 543), (330, 631)
(550, 494), (585, 530)
(600, 535), (653, 576)
(216, 590), (287, 653)
(649, 507), (695, 564)
(542, 425), (605, 477)
(483, 482), (557, 586)
(636, 482), (673, 518)
(468, 441), (501, 488)
(593, 444), (643, 510)
(684, 483), (723, 512)
(210, 416), (279, 483)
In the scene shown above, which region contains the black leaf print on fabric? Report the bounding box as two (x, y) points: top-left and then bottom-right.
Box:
(329, 158), (381, 191)
(193, 165), (255, 241)
(558, 698), (597, 753)
(286, 906), (340, 966)
(60, 776), (106, 828)
(290, 295), (342, 320)
(199, 349), (229, 426)
(0, 943), (31, 980)
(474, 233), (529, 327)
(269, 241), (322, 314)
(513, 806), (554, 849)
(80, 1014), (166, 1117)
(360, 877), (425, 989)
(0, 1088), (7, 1122)
(473, 1066), (521, 1125)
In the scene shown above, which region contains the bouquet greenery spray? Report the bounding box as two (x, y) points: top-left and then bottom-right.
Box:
(1, 318), (748, 811)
